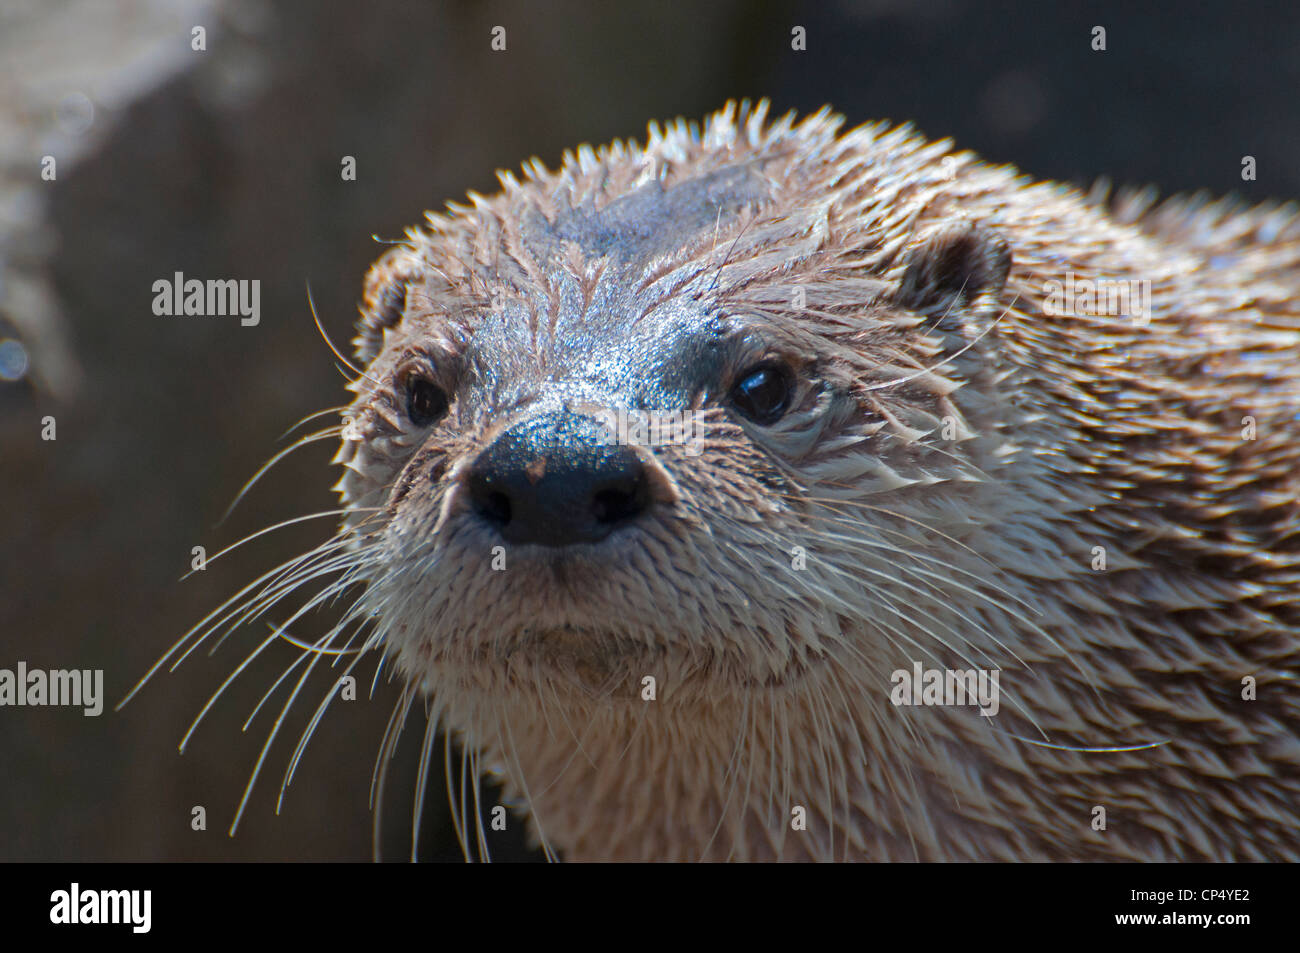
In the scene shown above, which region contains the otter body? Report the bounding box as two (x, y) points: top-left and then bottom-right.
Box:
(210, 103), (1300, 860)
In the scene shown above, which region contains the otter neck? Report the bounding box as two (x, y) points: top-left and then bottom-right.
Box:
(457, 662), (1045, 862)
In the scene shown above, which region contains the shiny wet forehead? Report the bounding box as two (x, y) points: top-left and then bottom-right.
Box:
(456, 161), (776, 415)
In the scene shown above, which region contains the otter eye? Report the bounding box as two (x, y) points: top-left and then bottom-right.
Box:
(405, 376), (448, 427)
(729, 364), (793, 425)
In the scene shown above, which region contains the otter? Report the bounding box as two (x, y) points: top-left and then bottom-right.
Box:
(142, 101), (1300, 861)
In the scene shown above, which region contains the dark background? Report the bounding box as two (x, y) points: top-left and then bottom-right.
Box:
(2, 0), (1296, 861)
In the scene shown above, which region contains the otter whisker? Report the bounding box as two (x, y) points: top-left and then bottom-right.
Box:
(712, 537), (1031, 747)
(370, 681), (417, 861)
(279, 623), (385, 802)
(789, 499), (1037, 605)
(460, 735), (475, 860)
(700, 690), (752, 862)
(780, 490), (997, 569)
(204, 551), (370, 661)
(182, 508), (379, 581)
(179, 627), (281, 754)
(861, 294), (1020, 393)
(774, 509), (1054, 653)
(368, 638), (392, 700)
(773, 697), (795, 861)
(277, 404), (351, 442)
(181, 564), (366, 748)
(472, 746), (491, 863)
(118, 535), (352, 709)
(821, 664), (895, 858)
(442, 725), (469, 862)
(228, 630), (333, 835)
(271, 625), (365, 656)
(498, 703), (559, 863)
(304, 282), (377, 388)
(220, 428), (345, 524)
(998, 734), (1172, 753)
(793, 516), (1101, 699)
(510, 675), (593, 809)
(810, 675), (854, 862)
(165, 551), (356, 672)
(410, 697), (443, 862)
(718, 694), (752, 861)
(536, 670), (602, 773)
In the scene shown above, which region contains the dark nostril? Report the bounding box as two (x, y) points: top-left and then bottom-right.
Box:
(592, 476), (648, 525)
(470, 479), (512, 527)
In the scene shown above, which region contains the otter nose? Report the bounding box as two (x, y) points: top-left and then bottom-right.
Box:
(465, 411), (651, 547)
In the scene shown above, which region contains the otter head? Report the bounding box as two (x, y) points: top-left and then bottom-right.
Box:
(333, 104), (1035, 860)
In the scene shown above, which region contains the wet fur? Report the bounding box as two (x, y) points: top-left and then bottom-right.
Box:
(161, 101), (1300, 861)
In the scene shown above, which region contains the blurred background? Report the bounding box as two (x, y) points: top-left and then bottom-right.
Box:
(2, 0), (1297, 861)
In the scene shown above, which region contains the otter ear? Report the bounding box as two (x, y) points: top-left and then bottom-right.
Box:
(895, 222), (1011, 321)
(355, 250), (414, 365)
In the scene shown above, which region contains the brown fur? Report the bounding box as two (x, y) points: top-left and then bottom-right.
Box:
(215, 102), (1300, 860)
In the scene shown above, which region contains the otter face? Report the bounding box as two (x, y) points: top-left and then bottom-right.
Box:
(336, 119), (1017, 719)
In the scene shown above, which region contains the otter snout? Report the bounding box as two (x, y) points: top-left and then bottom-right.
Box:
(464, 410), (652, 547)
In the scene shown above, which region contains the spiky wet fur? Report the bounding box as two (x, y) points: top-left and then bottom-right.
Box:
(164, 101), (1300, 861)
